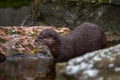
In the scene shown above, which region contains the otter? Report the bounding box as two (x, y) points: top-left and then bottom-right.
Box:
(0, 53), (6, 63)
(35, 22), (108, 62)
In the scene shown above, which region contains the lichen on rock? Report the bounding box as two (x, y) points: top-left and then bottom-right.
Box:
(56, 44), (120, 80)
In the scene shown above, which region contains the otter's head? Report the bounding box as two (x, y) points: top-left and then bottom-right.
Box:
(35, 29), (61, 48)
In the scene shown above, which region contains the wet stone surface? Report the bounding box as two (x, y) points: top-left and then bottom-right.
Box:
(0, 53), (55, 80)
(57, 44), (120, 80)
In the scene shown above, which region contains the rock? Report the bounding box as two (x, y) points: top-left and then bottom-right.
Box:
(0, 53), (6, 63)
(56, 44), (120, 80)
(0, 53), (55, 80)
(26, 0), (120, 34)
(111, 0), (120, 5)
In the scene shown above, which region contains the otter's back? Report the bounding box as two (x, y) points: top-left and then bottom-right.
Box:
(67, 22), (108, 55)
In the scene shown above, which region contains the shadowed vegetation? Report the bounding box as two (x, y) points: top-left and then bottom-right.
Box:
(0, 0), (31, 8)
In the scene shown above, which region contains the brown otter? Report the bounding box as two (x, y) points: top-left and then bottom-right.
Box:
(36, 22), (108, 62)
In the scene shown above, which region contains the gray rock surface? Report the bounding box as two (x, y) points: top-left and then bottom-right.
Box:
(25, 0), (120, 34)
(56, 44), (120, 80)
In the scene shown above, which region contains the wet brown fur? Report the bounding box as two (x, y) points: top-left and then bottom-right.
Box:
(36, 22), (108, 62)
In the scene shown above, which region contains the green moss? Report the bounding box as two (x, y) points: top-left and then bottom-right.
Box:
(108, 40), (120, 47)
(0, 0), (31, 8)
